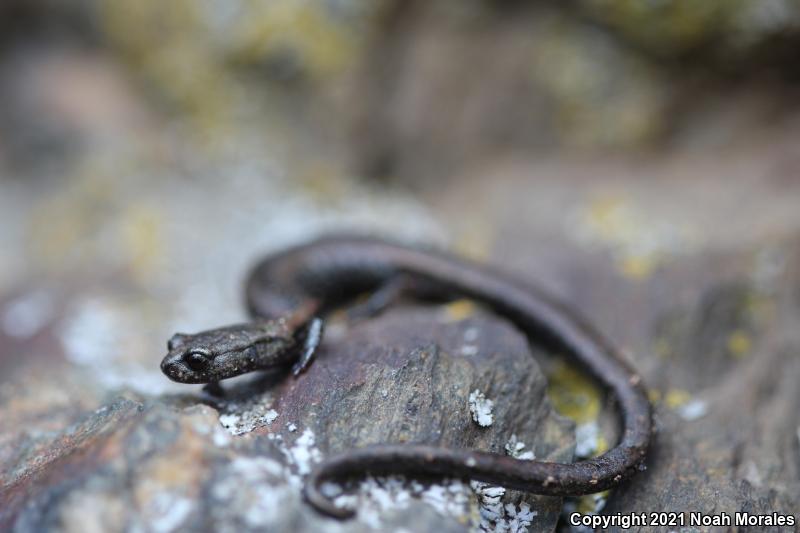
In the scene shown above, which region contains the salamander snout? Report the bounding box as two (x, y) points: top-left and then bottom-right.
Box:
(161, 332), (218, 383)
(160, 351), (182, 381)
(160, 350), (202, 383)
(161, 348), (216, 383)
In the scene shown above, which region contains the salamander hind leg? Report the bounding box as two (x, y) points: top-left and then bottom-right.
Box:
(292, 317), (324, 376)
(345, 275), (415, 320)
(346, 274), (455, 321)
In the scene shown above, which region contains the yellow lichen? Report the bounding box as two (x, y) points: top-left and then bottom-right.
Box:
(726, 330), (752, 359)
(122, 206), (164, 283)
(453, 229), (493, 264)
(664, 388), (691, 409)
(619, 254), (659, 281)
(532, 21), (664, 148)
(577, 491), (609, 514)
(594, 434), (609, 456)
(28, 166), (117, 268)
(441, 300), (477, 322)
(653, 338), (672, 359)
(580, 0), (739, 54)
(96, 0), (368, 137)
(231, 1), (359, 80)
(296, 163), (349, 204)
(576, 195), (693, 280)
(587, 197), (629, 238)
(546, 360), (602, 424)
(647, 389), (661, 404)
(581, 197), (663, 279)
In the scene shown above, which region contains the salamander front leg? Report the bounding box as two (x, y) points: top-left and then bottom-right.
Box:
(292, 317), (324, 376)
(202, 381), (225, 397)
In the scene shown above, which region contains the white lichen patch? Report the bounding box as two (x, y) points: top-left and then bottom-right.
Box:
(58, 488), (126, 533)
(460, 326), (480, 356)
(472, 481), (506, 521)
(575, 421), (600, 458)
(218, 397), (279, 436)
(187, 406), (232, 447)
(461, 344), (479, 356)
(320, 481), (344, 499)
(677, 399), (708, 421)
(469, 389), (494, 427)
(466, 437), (539, 532)
(471, 481), (538, 532)
(503, 502), (538, 533)
(210, 456), (296, 531)
(257, 431), (313, 490)
(59, 298), (124, 365)
(505, 434), (535, 461)
(56, 296), (180, 395)
(464, 327), (480, 343)
(212, 426), (232, 447)
(420, 480), (473, 517)
(145, 491), (196, 533)
(218, 413), (241, 432)
(1, 289), (54, 339)
(331, 476), (473, 530)
(279, 428), (323, 477)
(229, 456), (286, 480)
(321, 469), (539, 532)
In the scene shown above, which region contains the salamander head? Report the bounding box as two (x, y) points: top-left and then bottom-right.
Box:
(160, 322), (294, 384)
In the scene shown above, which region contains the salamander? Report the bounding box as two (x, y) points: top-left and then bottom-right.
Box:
(160, 234), (652, 518)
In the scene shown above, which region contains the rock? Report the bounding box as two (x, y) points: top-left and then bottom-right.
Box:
(605, 280), (800, 526)
(0, 306), (575, 532)
(438, 163), (800, 528)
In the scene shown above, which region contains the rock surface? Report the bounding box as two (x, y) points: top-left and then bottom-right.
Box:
(2, 3), (800, 531)
(439, 163), (800, 531)
(0, 306), (574, 532)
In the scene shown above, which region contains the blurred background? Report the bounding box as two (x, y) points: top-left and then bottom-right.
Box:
(1, 1), (800, 531)
(4, 0), (800, 389)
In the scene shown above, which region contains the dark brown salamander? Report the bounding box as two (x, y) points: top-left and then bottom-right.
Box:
(160, 235), (652, 519)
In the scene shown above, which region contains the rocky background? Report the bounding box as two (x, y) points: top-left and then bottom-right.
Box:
(1, 1), (800, 532)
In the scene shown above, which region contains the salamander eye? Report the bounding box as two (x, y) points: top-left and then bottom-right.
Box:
(184, 349), (212, 372)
